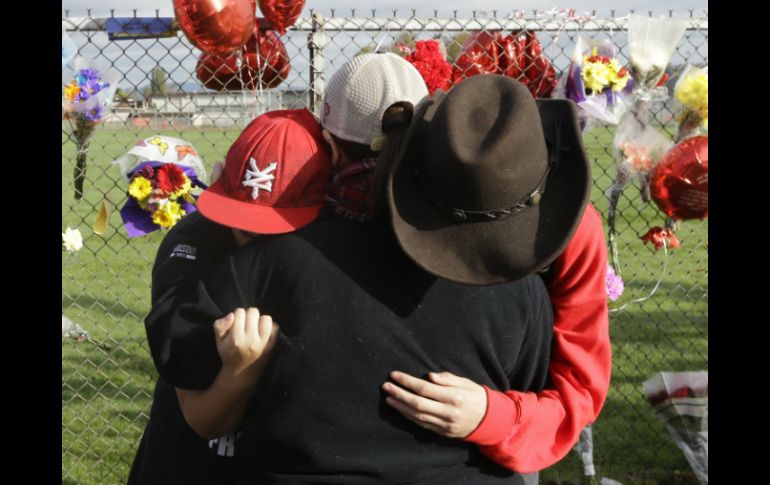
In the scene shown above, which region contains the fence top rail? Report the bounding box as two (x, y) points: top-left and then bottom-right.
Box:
(63, 15), (708, 33)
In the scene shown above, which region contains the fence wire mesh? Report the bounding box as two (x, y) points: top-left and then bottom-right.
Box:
(62, 9), (707, 484)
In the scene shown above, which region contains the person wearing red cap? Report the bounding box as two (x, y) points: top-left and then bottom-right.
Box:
(142, 54), (610, 481)
(129, 108), (331, 485)
(138, 73), (558, 483)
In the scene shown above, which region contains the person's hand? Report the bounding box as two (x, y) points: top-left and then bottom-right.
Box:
(382, 371), (487, 439)
(214, 307), (279, 383)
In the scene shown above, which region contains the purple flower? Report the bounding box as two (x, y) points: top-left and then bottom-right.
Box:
(79, 68), (102, 82)
(83, 80), (104, 97)
(84, 105), (103, 122)
(606, 265), (625, 301)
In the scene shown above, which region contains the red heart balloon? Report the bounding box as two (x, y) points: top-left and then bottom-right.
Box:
(452, 31), (557, 98)
(241, 27), (291, 89)
(174, 0), (255, 56)
(453, 31), (503, 82)
(258, 0), (305, 35)
(196, 52), (240, 91)
(650, 136), (708, 221)
(197, 24), (290, 90)
(504, 32), (558, 98)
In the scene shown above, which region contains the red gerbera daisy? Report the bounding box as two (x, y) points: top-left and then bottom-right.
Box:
(157, 163), (187, 192)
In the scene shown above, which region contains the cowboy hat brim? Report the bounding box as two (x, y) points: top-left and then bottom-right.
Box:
(388, 89), (591, 286)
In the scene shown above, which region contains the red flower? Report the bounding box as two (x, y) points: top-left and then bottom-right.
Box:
(405, 40), (453, 95)
(156, 163), (187, 192)
(641, 226), (680, 251)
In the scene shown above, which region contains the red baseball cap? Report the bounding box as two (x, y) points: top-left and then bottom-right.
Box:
(197, 109), (332, 234)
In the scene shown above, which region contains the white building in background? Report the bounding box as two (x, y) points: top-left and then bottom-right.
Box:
(107, 89), (312, 129)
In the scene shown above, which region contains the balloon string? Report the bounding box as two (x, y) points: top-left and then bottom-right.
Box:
(254, 32), (265, 117)
(609, 241), (669, 314)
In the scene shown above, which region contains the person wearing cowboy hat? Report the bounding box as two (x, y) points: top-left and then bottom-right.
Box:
(141, 58), (610, 478)
(138, 74), (590, 483)
(379, 74), (611, 473)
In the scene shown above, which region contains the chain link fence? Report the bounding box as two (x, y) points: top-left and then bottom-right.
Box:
(62, 9), (708, 485)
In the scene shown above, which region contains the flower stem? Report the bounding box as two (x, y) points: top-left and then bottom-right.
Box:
(74, 146), (89, 200)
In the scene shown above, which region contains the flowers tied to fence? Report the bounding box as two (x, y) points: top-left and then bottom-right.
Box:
(123, 162), (206, 236)
(62, 58), (118, 200)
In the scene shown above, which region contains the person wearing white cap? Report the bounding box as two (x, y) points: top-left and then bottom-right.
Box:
(320, 52), (430, 220)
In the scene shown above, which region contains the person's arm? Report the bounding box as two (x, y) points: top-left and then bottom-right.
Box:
(382, 205), (611, 473)
(381, 242), (555, 444)
(176, 308), (279, 439)
(461, 205), (611, 472)
(146, 243), (256, 390)
(145, 212), (239, 390)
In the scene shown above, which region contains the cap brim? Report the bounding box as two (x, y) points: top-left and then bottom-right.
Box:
(388, 95), (591, 286)
(197, 179), (323, 235)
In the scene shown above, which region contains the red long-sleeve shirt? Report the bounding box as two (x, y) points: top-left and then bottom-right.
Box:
(464, 204), (611, 473)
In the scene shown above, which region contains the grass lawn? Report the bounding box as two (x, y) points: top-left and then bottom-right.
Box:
(62, 124), (707, 485)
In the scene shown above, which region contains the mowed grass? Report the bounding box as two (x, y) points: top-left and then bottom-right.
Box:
(62, 125), (707, 485)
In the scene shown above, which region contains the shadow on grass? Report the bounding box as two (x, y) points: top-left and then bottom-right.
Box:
(62, 293), (148, 322)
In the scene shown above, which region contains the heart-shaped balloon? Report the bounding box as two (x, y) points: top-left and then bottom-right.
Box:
(197, 24), (290, 90)
(503, 31), (558, 98)
(196, 52), (241, 91)
(258, 0), (305, 35)
(241, 28), (291, 89)
(453, 31), (503, 82)
(174, 0), (255, 55)
(452, 31), (557, 98)
(650, 136), (708, 221)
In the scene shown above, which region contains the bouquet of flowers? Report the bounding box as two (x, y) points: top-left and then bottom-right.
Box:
(403, 39), (453, 95)
(643, 371), (708, 484)
(121, 161), (206, 237)
(560, 37), (633, 128)
(114, 135), (207, 237)
(62, 57), (118, 199)
(606, 117), (673, 271)
(673, 65), (708, 142)
(627, 15), (688, 95)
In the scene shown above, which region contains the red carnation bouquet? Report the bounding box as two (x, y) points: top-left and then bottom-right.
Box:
(403, 40), (453, 95)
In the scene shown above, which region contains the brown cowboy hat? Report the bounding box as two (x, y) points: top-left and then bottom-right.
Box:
(387, 74), (591, 285)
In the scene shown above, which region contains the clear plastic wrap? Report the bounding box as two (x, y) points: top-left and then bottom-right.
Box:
(643, 372), (708, 484)
(559, 36), (633, 128)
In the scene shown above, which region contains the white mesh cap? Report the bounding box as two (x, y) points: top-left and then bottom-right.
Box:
(320, 53), (429, 146)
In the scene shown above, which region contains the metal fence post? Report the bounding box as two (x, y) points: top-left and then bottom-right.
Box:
(308, 13), (326, 118)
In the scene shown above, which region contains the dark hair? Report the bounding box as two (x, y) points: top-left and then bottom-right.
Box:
(368, 101), (414, 219)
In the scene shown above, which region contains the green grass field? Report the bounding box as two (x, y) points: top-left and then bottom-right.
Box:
(62, 125), (707, 485)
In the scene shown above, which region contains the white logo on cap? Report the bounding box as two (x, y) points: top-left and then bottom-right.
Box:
(242, 158), (277, 199)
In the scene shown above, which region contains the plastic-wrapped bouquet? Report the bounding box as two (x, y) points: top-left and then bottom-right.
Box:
(122, 162), (206, 237)
(62, 57), (118, 199)
(627, 15), (688, 95)
(643, 372), (708, 484)
(606, 117), (673, 271)
(114, 135), (208, 237)
(673, 65), (708, 142)
(561, 37), (633, 128)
